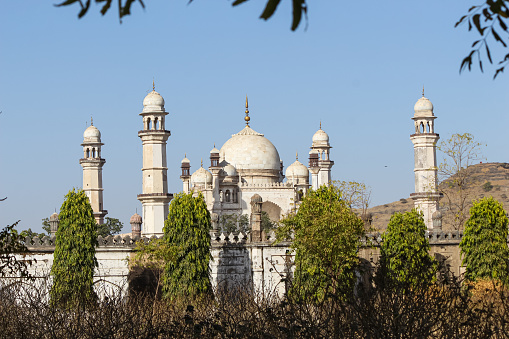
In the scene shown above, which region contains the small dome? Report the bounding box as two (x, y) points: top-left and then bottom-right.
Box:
(251, 194), (263, 203)
(223, 163), (237, 176)
(181, 155), (190, 164)
(413, 96), (434, 117)
(50, 212), (59, 221)
(142, 90), (165, 113)
(286, 160), (309, 178)
(83, 125), (101, 143)
(130, 213), (142, 224)
(312, 128), (329, 145)
(210, 146), (220, 154)
(191, 167), (213, 186)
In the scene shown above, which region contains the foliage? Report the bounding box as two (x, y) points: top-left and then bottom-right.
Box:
(218, 213), (249, 234)
(460, 196), (509, 284)
(19, 228), (44, 239)
(42, 217), (51, 235)
(276, 185), (365, 301)
(50, 189), (98, 307)
(0, 221), (34, 278)
(97, 217), (123, 237)
(483, 181), (494, 192)
(56, 0), (308, 31)
(438, 133), (486, 230)
(261, 211), (276, 234)
(456, 0), (509, 78)
(162, 192), (212, 300)
(379, 209), (437, 288)
(131, 237), (179, 298)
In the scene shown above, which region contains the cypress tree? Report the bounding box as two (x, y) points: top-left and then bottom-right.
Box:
(380, 209), (437, 288)
(50, 189), (98, 306)
(460, 197), (509, 284)
(162, 192), (212, 300)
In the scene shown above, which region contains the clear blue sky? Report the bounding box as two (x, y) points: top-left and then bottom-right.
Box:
(0, 1), (507, 234)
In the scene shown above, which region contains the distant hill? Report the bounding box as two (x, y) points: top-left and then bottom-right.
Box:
(366, 162), (509, 231)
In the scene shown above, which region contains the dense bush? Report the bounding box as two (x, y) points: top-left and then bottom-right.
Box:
(3, 267), (509, 338)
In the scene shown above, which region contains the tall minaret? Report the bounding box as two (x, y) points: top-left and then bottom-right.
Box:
(137, 82), (173, 236)
(80, 119), (107, 224)
(309, 122), (334, 188)
(410, 90), (441, 229)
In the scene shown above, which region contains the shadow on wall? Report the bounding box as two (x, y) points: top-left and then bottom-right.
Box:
(216, 238), (253, 293)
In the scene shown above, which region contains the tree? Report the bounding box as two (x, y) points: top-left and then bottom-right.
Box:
(50, 189), (98, 306)
(276, 184), (365, 301)
(459, 196), (509, 284)
(162, 192), (212, 300)
(438, 133), (485, 230)
(19, 228), (44, 239)
(379, 209), (437, 288)
(218, 213), (249, 234)
(0, 221), (34, 278)
(56, 0), (308, 31)
(261, 211), (276, 234)
(97, 217), (123, 237)
(42, 217), (51, 235)
(456, 0), (509, 78)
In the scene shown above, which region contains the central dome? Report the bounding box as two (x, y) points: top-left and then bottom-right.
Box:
(219, 126), (281, 173)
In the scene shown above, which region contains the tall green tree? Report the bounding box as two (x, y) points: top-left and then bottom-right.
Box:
(380, 209), (437, 288)
(277, 185), (365, 301)
(460, 196), (509, 284)
(162, 192), (212, 300)
(50, 189), (98, 306)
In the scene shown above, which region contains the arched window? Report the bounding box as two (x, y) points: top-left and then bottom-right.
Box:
(427, 122), (431, 133)
(92, 148), (96, 158)
(147, 117), (152, 130)
(86, 148), (90, 158)
(154, 117), (159, 130)
(420, 122), (425, 133)
(225, 190), (231, 203)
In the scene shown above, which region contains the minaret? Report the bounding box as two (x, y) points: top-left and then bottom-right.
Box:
(310, 122), (334, 188)
(80, 119), (107, 224)
(137, 82), (173, 236)
(410, 90), (441, 229)
(180, 155), (191, 194)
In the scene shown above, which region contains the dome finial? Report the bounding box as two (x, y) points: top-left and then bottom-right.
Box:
(90, 116), (93, 126)
(296, 151), (298, 161)
(319, 120), (322, 130)
(422, 85), (425, 97)
(201, 158), (203, 167)
(153, 78), (155, 91)
(244, 95), (250, 126)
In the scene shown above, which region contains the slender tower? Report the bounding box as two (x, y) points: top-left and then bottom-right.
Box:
(137, 82), (173, 236)
(80, 119), (107, 224)
(410, 91), (441, 229)
(310, 122), (334, 188)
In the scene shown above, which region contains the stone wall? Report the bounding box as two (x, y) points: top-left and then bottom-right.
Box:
(12, 230), (469, 297)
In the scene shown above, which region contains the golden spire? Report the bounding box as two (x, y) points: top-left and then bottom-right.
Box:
(91, 116), (93, 126)
(296, 151), (298, 161)
(244, 95), (250, 126)
(184, 153), (187, 158)
(422, 85), (425, 97)
(319, 120), (322, 130)
(201, 158), (203, 167)
(153, 78), (155, 91)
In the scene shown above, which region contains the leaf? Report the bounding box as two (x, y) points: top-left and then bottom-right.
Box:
(54, 0), (80, 7)
(498, 16), (508, 31)
(456, 15), (467, 27)
(260, 0), (281, 20)
(232, 0), (249, 6)
(100, 0), (112, 16)
(472, 14), (484, 35)
(78, 0), (91, 18)
(491, 27), (507, 47)
(486, 44), (492, 63)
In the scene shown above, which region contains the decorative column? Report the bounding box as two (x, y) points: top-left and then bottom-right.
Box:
(310, 123), (334, 188)
(137, 83), (173, 236)
(130, 213), (142, 238)
(410, 92), (442, 229)
(250, 194), (263, 242)
(80, 119), (107, 224)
